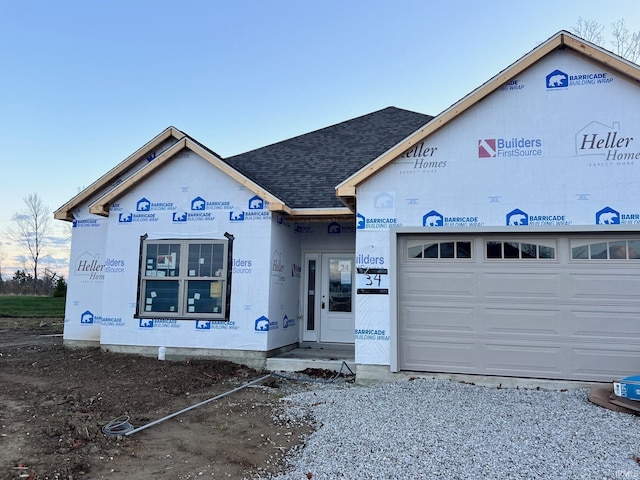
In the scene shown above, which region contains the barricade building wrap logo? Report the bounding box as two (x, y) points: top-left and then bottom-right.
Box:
(73, 219), (100, 228)
(356, 213), (401, 230)
(139, 319), (180, 329)
(136, 197), (177, 212)
(576, 121), (638, 166)
(422, 210), (483, 227)
(228, 196), (271, 222)
(506, 209), (529, 226)
(500, 79), (525, 91)
(506, 209), (568, 226)
(374, 192), (394, 209)
(596, 206), (620, 225)
(255, 315), (269, 332)
(191, 196), (233, 211)
(546, 68), (612, 89)
(355, 328), (390, 341)
(80, 311), (125, 326)
(81, 311), (94, 324)
(478, 137), (543, 158)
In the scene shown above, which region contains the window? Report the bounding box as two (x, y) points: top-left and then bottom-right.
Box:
(485, 240), (555, 260)
(571, 239), (640, 260)
(408, 240), (472, 259)
(138, 237), (231, 319)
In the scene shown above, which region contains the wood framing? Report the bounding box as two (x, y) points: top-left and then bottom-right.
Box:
(335, 30), (640, 203)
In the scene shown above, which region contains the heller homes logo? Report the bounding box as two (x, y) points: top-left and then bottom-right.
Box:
(229, 195), (271, 222)
(396, 141), (446, 175)
(422, 210), (482, 227)
(575, 121), (638, 165)
(478, 137), (542, 158)
(546, 69), (612, 89)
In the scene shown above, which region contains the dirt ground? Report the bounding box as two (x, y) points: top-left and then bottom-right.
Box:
(0, 318), (325, 480)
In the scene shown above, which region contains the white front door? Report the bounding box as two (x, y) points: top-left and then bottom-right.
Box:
(319, 254), (355, 343)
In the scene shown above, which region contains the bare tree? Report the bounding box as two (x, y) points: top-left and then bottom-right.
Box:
(573, 17), (640, 63)
(6, 193), (51, 294)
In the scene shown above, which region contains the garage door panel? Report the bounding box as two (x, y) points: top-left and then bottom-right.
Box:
(399, 305), (476, 334)
(479, 272), (562, 300)
(481, 306), (562, 336)
(398, 234), (640, 381)
(571, 347), (640, 381)
(483, 343), (563, 376)
(568, 310), (640, 339)
(402, 271), (475, 297)
(400, 339), (479, 373)
(569, 272), (640, 302)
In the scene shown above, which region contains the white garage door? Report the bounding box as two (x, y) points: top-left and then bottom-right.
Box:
(398, 234), (640, 381)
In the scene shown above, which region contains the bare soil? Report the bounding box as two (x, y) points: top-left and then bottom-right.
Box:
(0, 318), (317, 480)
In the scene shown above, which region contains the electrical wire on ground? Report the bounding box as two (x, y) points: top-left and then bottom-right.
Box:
(102, 363), (355, 437)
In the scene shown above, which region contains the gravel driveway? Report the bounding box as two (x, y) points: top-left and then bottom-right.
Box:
(261, 377), (640, 479)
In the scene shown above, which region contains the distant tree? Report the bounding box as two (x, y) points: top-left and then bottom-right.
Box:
(6, 193), (52, 294)
(573, 17), (640, 62)
(53, 276), (67, 298)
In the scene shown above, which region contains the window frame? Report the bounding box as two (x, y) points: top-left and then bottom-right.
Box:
(406, 239), (473, 260)
(137, 235), (232, 320)
(484, 239), (557, 261)
(570, 238), (640, 261)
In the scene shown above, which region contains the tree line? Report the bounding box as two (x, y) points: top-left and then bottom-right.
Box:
(1, 193), (68, 296)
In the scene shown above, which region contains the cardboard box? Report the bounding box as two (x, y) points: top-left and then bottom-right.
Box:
(613, 375), (640, 401)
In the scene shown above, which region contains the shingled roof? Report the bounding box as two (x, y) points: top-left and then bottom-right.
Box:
(224, 107), (433, 210)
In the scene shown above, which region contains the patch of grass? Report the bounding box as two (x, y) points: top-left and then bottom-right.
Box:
(0, 295), (65, 318)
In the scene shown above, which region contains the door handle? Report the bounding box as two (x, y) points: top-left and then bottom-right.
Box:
(321, 301), (325, 309)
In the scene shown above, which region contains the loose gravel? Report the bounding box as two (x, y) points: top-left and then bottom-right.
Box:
(262, 378), (640, 479)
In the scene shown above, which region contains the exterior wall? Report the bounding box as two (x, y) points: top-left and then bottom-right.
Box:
(65, 150), (275, 353)
(266, 215), (302, 350)
(63, 212), (108, 343)
(354, 49), (640, 366)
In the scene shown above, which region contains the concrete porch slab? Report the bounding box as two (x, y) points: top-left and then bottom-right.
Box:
(266, 346), (355, 374)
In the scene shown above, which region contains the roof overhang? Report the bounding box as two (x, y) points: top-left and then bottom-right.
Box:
(54, 126), (185, 221)
(335, 30), (640, 204)
(88, 137), (290, 217)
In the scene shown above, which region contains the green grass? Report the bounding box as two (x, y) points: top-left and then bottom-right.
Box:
(0, 295), (65, 318)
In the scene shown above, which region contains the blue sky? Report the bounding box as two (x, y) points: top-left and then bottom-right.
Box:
(1, 0), (638, 279)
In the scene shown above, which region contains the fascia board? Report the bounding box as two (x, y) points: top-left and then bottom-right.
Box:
(54, 126), (184, 221)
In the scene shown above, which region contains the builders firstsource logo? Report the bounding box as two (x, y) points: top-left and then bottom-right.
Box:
(478, 137), (542, 158)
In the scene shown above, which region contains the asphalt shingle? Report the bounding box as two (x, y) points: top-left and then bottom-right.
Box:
(224, 107), (433, 209)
